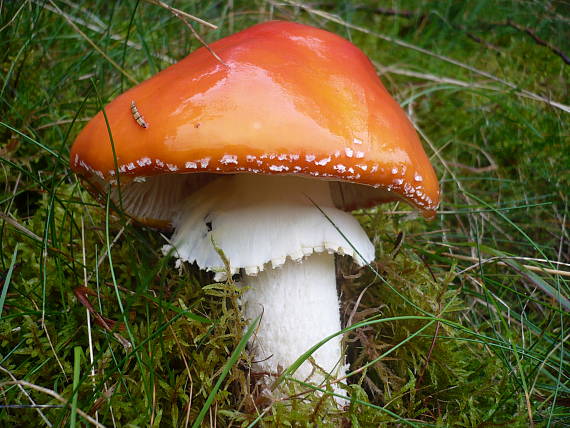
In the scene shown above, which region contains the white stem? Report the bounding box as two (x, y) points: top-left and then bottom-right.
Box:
(164, 174), (375, 403)
(242, 252), (347, 395)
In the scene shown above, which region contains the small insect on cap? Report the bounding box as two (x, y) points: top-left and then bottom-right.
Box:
(70, 20), (440, 227)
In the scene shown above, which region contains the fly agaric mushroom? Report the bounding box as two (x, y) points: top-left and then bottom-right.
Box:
(71, 21), (439, 401)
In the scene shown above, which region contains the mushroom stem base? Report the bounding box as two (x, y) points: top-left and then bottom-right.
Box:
(241, 252), (347, 398)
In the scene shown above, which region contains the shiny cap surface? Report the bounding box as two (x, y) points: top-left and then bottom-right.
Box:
(71, 20), (440, 218)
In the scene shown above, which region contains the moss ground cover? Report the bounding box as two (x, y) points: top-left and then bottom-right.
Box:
(1, 1), (568, 426)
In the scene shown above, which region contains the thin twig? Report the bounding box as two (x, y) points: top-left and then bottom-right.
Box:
(376, 64), (495, 89)
(0, 404), (63, 408)
(0, 380), (106, 428)
(416, 322), (441, 388)
(36, 118), (90, 130)
(0, 367), (52, 427)
(0, 212), (43, 242)
(144, 0), (218, 29)
(346, 284), (373, 327)
(0, 213), (74, 261)
(435, 251), (570, 278)
(145, 0), (226, 65)
(0, 0), (28, 32)
(41, 322), (69, 381)
(489, 20), (570, 65)
(181, 17), (227, 66)
(446, 161), (497, 174)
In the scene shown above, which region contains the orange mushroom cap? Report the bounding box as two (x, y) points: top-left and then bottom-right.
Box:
(71, 20), (439, 224)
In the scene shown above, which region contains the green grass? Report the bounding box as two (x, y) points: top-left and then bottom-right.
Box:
(1, 0), (569, 426)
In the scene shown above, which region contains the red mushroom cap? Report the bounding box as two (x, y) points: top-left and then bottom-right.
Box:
(71, 20), (439, 225)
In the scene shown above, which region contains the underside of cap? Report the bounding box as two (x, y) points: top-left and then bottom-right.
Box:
(70, 20), (439, 219)
(83, 172), (426, 230)
(162, 175), (375, 280)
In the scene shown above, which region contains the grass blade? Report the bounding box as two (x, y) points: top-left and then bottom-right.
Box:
(0, 245), (18, 320)
(191, 316), (260, 428)
(70, 346), (81, 428)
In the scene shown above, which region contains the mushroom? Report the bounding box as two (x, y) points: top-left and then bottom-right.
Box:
(70, 21), (439, 401)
